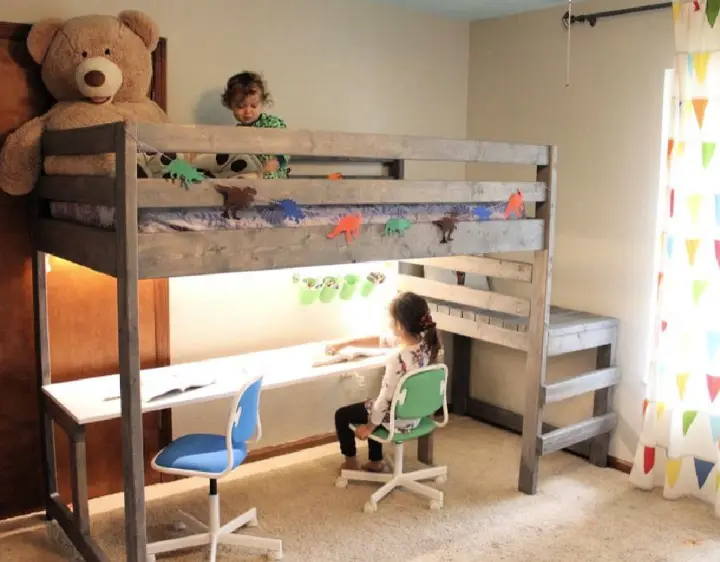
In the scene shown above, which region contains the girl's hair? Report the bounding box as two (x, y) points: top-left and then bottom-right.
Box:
(389, 291), (441, 363)
(221, 71), (272, 109)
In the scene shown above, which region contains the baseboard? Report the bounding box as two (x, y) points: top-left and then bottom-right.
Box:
(245, 432), (337, 464)
(608, 455), (633, 474)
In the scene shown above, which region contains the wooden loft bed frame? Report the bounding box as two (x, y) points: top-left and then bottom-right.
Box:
(31, 122), (618, 562)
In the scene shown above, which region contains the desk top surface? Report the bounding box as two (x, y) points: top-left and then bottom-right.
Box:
(43, 342), (389, 425)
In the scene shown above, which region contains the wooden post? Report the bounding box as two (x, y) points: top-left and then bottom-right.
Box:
(588, 341), (616, 466)
(518, 146), (557, 495)
(70, 428), (90, 534)
(116, 122), (147, 561)
(32, 246), (57, 513)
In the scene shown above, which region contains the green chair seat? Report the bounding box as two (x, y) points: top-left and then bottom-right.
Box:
(371, 416), (437, 443)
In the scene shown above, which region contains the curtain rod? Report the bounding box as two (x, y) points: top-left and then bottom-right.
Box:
(562, 2), (672, 28)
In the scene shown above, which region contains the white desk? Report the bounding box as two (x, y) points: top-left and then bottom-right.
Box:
(43, 342), (389, 425)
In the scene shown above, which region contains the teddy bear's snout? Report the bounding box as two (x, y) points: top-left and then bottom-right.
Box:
(75, 56), (123, 102)
(84, 70), (105, 88)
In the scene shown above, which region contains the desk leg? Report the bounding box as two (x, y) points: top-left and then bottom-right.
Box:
(417, 434), (434, 465)
(70, 427), (90, 535)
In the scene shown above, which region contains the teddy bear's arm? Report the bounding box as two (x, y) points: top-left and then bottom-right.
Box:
(0, 113), (50, 196)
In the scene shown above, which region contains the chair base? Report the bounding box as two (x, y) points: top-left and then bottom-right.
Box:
(335, 443), (447, 512)
(146, 495), (282, 562)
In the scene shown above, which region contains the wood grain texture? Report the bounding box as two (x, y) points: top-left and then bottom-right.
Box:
(589, 342), (617, 467)
(115, 123), (147, 562)
(537, 413), (617, 456)
(542, 367), (620, 404)
(518, 146), (556, 496)
(42, 123), (118, 156)
(35, 219), (117, 276)
(547, 327), (617, 357)
(136, 220), (545, 279)
(136, 122), (550, 165)
(404, 255), (533, 282)
(37, 176), (115, 207)
(136, 179), (547, 208)
(433, 310), (529, 351)
(397, 274), (530, 317)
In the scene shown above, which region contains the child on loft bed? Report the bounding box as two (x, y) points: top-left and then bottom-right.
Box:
(221, 71), (290, 179)
(327, 292), (441, 473)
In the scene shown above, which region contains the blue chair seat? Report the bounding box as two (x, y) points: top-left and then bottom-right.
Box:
(154, 434), (248, 475)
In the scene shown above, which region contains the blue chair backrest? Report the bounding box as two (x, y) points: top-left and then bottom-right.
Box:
(230, 377), (262, 448)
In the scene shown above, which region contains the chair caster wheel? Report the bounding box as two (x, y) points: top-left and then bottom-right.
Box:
(435, 475), (447, 485)
(363, 501), (378, 513)
(335, 478), (348, 488)
(429, 500), (443, 510)
(267, 549), (283, 560)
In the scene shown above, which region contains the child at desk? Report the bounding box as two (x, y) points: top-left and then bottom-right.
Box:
(327, 292), (441, 473)
(221, 70), (289, 178)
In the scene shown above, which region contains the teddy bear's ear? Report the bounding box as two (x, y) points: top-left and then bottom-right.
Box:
(27, 19), (64, 64)
(118, 10), (159, 52)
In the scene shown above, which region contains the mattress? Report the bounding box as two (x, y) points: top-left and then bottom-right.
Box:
(48, 201), (510, 233)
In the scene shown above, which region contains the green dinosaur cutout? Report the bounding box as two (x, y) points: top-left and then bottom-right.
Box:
(163, 159), (206, 189)
(384, 218), (412, 235)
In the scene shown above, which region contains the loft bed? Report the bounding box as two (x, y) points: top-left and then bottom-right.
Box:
(30, 122), (617, 562)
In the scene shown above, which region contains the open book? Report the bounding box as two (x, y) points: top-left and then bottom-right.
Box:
(104, 370), (217, 402)
(312, 346), (390, 368)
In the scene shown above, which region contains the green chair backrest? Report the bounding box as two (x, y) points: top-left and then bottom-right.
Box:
(394, 365), (448, 420)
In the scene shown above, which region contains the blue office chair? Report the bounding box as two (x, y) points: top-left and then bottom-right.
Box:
(146, 375), (282, 562)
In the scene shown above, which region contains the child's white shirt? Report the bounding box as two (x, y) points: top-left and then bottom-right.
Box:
(366, 334), (433, 432)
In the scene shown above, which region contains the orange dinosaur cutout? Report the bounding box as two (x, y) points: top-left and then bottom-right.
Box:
(328, 172), (343, 180)
(504, 189), (525, 219)
(327, 213), (362, 243)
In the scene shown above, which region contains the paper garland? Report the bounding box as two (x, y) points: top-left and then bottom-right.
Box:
(643, 446), (718, 490)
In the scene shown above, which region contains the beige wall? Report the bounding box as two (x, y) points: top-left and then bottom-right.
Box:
(467, 0), (675, 462)
(2, 0), (469, 446)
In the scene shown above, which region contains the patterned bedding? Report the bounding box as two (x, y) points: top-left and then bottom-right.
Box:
(47, 150), (511, 232)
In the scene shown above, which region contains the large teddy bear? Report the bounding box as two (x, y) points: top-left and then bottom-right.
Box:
(0, 10), (169, 196)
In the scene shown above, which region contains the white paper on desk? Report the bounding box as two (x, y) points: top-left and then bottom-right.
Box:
(103, 371), (217, 402)
(311, 346), (390, 368)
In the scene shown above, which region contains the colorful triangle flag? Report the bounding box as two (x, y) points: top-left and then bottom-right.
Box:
(693, 279), (709, 305)
(716, 472), (720, 490)
(708, 331), (720, 361)
(657, 402), (666, 419)
(708, 0), (720, 27)
(709, 415), (720, 441)
(693, 98), (709, 129)
(668, 138), (675, 160)
(673, 1), (681, 21)
(658, 271), (664, 291)
(677, 141), (686, 157)
(670, 188), (676, 218)
(695, 0), (702, 12)
(686, 194), (703, 223)
(677, 372), (690, 400)
(662, 320), (668, 332)
(683, 410), (699, 435)
(715, 239), (720, 270)
(694, 458), (715, 488)
(708, 375), (720, 402)
(703, 142), (716, 168)
(715, 194), (720, 227)
(667, 458), (683, 488)
(644, 446), (656, 474)
(667, 235), (675, 259)
(694, 52), (712, 83)
(686, 239), (701, 267)
(642, 399), (649, 417)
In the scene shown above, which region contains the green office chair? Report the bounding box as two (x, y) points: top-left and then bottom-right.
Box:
(335, 364), (449, 512)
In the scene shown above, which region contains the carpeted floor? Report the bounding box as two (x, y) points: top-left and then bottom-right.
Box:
(2, 417), (720, 561)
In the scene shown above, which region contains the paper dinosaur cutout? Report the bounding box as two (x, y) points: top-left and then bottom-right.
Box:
(432, 215), (458, 244)
(327, 213), (362, 243)
(473, 206), (493, 220)
(384, 217), (412, 235)
(214, 185), (257, 219)
(504, 190), (525, 219)
(328, 172), (343, 180)
(276, 199), (304, 223)
(163, 159), (206, 189)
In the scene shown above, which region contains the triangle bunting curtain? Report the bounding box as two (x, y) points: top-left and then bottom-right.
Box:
(629, 1), (720, 515)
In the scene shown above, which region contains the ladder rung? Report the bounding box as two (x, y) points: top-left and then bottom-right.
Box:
(541, 367), (619, 404)
(537, 413), (617, 456)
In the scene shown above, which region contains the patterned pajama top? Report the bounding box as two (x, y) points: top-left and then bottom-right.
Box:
(365, 335), (433, 433)
(237, 113), (290, 179)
